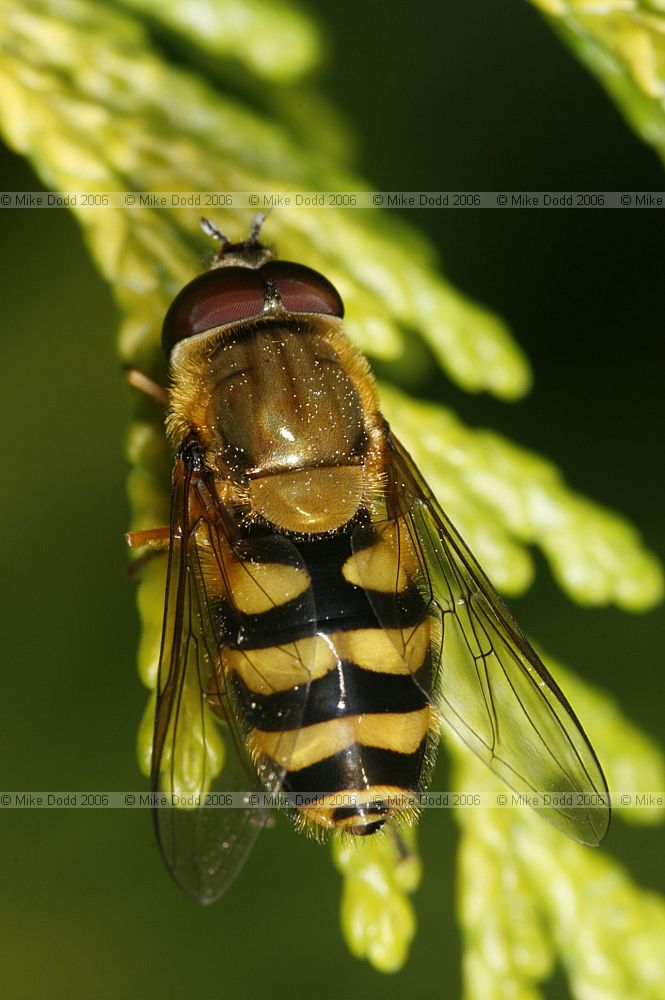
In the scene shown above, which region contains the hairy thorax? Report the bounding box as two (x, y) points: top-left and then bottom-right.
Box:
(168, 318), (386, 534)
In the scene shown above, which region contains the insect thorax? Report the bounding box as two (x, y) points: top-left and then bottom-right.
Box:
(168, 316), (386, 535)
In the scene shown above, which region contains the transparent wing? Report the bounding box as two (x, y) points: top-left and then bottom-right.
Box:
(152, 443), (315, 904)
(355, 431), (610, 846)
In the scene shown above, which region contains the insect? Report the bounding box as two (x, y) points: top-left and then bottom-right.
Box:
(128, 216), (610, 904)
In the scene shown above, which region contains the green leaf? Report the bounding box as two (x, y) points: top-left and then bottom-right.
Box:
(0, 0), (530, 395)
(116, 0), (322, 82)
(379, 383), (663, 608)
(332, 827), (421, 974)
(530, 0), (665, 164)
(454, 647), (665, 1000)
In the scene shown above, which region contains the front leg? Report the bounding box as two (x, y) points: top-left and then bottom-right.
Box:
(124, 367), (169, 405)
(126, 526), (170, 580)
(125, 367), (170, 573)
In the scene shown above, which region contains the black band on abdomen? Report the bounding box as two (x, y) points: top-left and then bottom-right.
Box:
(283, 739), (428, 797)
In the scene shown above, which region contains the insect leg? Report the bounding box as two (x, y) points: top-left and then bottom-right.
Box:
(125, 526), (170, 580)
(124, 367), (169, 405)
(126, 526), (170, 549)
(388, 825), (415, 863)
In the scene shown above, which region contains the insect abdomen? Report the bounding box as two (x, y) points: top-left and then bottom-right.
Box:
(218, 524), (437, 835)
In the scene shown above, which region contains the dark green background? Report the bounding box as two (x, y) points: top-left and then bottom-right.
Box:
(1, 1), (663, 997)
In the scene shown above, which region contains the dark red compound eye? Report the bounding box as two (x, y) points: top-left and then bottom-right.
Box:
(162, 260), (345, 357)
(260, 261), (344, 319)
(162, 267), (265, 356)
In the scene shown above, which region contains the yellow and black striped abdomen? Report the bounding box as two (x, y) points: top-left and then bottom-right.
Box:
(218, 524), (437, 835)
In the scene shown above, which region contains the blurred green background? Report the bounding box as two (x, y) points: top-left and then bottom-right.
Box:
(0, 1), (663, 997)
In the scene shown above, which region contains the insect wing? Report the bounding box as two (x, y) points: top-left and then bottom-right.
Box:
(152, 449), (315, 903)
(354, 433), (610, 846)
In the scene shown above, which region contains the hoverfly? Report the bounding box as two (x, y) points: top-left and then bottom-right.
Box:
(128, 216), (609, 904)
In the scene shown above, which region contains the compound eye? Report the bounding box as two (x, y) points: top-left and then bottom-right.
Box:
(261, 261), (344, 318)
(162, 267), (265, 356)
